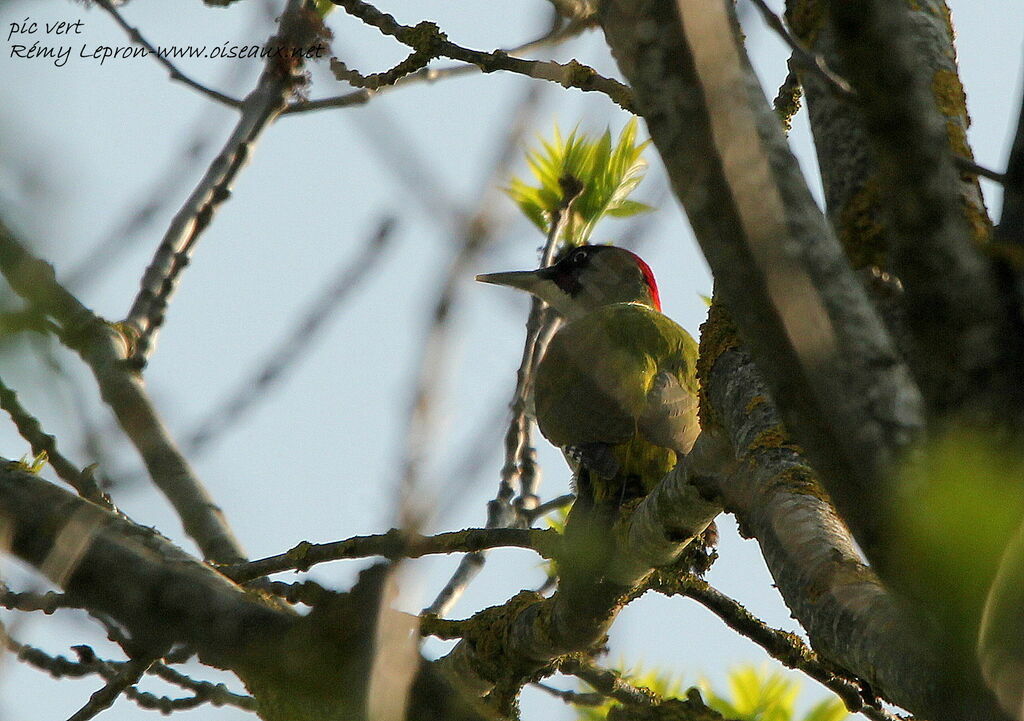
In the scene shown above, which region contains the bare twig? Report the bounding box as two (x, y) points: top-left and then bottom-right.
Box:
(330, 0), (635, 112)
(523, 493), (575, 523)
(381, 70), (547, 617)
(4, 635), (100, 679)
(654, 574), (900, 721)
(0, 220), (245, 563)
(66, 654), (154, 721)
(123, 689), (237, 713)
(747, 0), (853, 100)
(425, 175), (582, 617)
(263, 578), (337, 606)
(123, 0), (311, 364)
(219, 527), (559, 583)
(422, 549), (487, 617)
(331, 48), (433, 89)
(4, 631), (254, 713)
(418, 615), (471, 640)
(957, 156), (1006, 184)
(0, 376), (112, 508)
(185, 217), (395, 455)
(93, 0), (244, 109)
(144, 662), (256, 711)
(284, 15), (597, 115)
(0, 585), (81, 613)
(533, 681), (607, 707)
(559, 657), (659, 707)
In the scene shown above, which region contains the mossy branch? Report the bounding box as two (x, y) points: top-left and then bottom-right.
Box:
(220, 528), (561, 583)
(330, 0), (636, 111)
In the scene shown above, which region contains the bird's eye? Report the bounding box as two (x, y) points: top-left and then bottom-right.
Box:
(572, 249), (587, 264)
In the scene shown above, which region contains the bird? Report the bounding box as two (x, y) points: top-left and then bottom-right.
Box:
(476, 244), (700, 511)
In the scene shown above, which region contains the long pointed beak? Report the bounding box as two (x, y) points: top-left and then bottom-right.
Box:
(475, 269), (545, 294)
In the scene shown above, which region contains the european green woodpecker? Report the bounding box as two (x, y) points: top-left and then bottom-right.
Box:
(477, 244), (700, 507)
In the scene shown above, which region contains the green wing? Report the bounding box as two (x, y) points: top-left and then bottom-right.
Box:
(640, 369), (700, 455)
(534, 303), (698, 452)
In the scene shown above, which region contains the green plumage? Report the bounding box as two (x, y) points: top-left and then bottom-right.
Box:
(534, 302), (700, 504)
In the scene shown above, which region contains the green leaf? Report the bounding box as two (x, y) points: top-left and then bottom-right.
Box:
(505, 119), (654, 246)
(802, 697), (849, 721)
(604, 200), (654, 218)
(705, 666), (801, 721)
(16, 450), (48, 474)
(571, 662), (847, 721)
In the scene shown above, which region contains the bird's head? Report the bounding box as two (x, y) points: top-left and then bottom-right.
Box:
(476, 244), (661, 319)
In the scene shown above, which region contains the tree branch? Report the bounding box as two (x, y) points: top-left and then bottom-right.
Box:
(221, 527), (559, 584)
(123, 0), (314, 364)
(694, 328), (1007, 721)
(0, 466), (491, 721)
(533, 682), (608, 708)
(286, 15), (596, 114)
(598, 0), (922, 566)
(655, 575), (898, 721)
(0, 221), (246, 563)
(141, 662), (256, 711)
(0, 585), (80, 613)
(329, 0), (636, 112)
(0, 375), (111, 508)
(0, 463), (289, 668)
(66, 654), (155, 721)
(559, 657), (659, 707)
(433, 438), (722, 701)
(823, 0), (1022, 421)
(93, 0), (244, 109)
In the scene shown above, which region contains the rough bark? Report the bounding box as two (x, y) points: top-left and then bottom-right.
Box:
(597, 0), (919, 570)
(0, 465), (491, 721)
(695, 310), (1006, 721)
(785, 5), (1024, 709)
(788, 0), (1024, 424)
(0, 221), (246, 564)
(436, 442), (721, 704)
(594, 1), (1016, 716)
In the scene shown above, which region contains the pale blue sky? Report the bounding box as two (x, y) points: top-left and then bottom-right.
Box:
(0, 1), (1021, 719)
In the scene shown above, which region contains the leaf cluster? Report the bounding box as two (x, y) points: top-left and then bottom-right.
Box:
(573, 664), (847, 721)
(506, 119), (652, 246)
(15, 450), (48, 475)
(701, 666), (846, 721)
